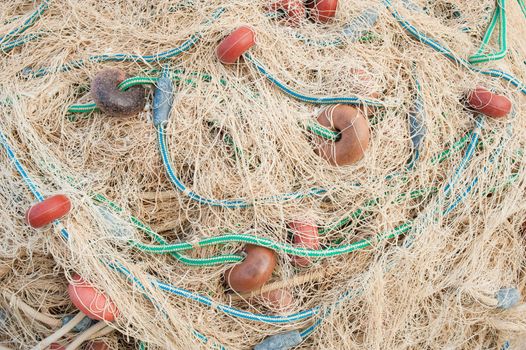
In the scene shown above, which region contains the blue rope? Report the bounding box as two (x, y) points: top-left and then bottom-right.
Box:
(443, 116), (484, 195)
(157, 124), (326, 208)
(0, 129), (70, 240)
(406, 67), (426, 170)
(443, 121), (512, 215)
(0, 130), (44, 201)
(243, 52), (386, 107)
(22, 7), (225, 78)
(108, 260), (320, 324)
(382, 0), (526, 95)
(1, 117), (514, 347)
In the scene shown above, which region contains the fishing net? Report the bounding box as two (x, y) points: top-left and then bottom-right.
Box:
(0, 0), (525, 349)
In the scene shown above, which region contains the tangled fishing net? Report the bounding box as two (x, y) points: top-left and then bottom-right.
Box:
(0, 0), (525, 349)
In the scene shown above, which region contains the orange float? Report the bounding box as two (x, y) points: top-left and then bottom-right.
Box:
(350, 68), (380, 117)
(216, 26), (256, 64)
(307, 0), (338, 23)
(289, 221), (319, 267)
(315, 105), (370, 166)
(225, 245), (276, 293)
(259, 288), (293, 310)
(26, 194), (71, 229)
(48, 344), (65, 350)
(67, 273), (118, 322)
(269, 0), (306, 26)
(85, 341), (110, 350)
(466, 87), (512, 118)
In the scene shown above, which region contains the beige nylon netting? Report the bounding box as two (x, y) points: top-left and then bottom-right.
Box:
(0, 0), (525, 349)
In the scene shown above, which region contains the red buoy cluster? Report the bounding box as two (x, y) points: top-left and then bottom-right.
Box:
(216, 1), (339, 64)
(225, 220), (321, 311)
(269, 0), (339, 25)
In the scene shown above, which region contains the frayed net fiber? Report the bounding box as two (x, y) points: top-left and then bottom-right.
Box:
(0, 0), (526, 349)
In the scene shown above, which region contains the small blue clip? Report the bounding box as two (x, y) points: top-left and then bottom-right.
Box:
(61, 314), (96, 332)
(496, 288), (520, 309)
(254, 330), (302, 350)
(153, 66), (174, 127)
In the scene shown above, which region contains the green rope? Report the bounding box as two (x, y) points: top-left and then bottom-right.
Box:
(67, 76), (157, 114)
(468, 0), (507, 64)
(67, 102), (98, 114)
(67, 72), (343, 142)
(318, 187), (438, 235)
(91, 193), (243, 266)
(130, 222), (413, 257)
(0, 0), (49, 46)
(430, 132), (472, 164)
(53, 166), (243, 266)
(518, 0), (526, 18)
(64, 124), (474, 261)
(0, 32), (43, 53)
(305, 120), (340, 141)
(67, 69), (226, 115)
(318, 132), (473, 234)
(118, 76), (158, 91)
(61, 125), (514, 263)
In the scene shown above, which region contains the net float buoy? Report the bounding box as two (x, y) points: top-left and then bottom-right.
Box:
(85, 341), (110, 350)
(216, 26), (256, 64)
(269, 0), (306, 26)
(466, 87), (512, 118)
(259, 288), (293, 311)
(307, 0), (338, 23)
(350, 68), (380, 117)
(68, 273), (118, 322)
(315, 105), (370, 166)
(26, 194), (71, 229)
(225, 245), (276, 293)
(91, 68), (146, 117)
(288, 221), (319, 267)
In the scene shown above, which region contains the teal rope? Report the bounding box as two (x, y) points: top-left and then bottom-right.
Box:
(0, 33), (43, 53)
(468, 0), (507, 64)
(243, 52), (386, 107)
(0, 0), (49, 46)
(129, 222), (413, 257)
(22, 8), (225, 78)
(383, 0), (526, 95)
(91, 194), (243, 266)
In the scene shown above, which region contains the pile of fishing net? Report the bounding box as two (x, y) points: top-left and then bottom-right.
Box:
(0, 0), (525, 349)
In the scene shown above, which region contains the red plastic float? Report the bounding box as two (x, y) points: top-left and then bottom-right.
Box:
(25, 194), (72, 229)
(269, 0), (306, 26)
(225, 245), (276, 293)
(315, 105), (370, 166)
(48, 344), (65, 350)
(216, 26), (256, 64)
(466, 87), (512, 118)
(259, 288), (293, 310)
(288, 221), (320, 267)
(350, 68), (380, 117)
(307, 0), (338, 23)
(85, 341), (109, 350)
(67, 274), (118, 322)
